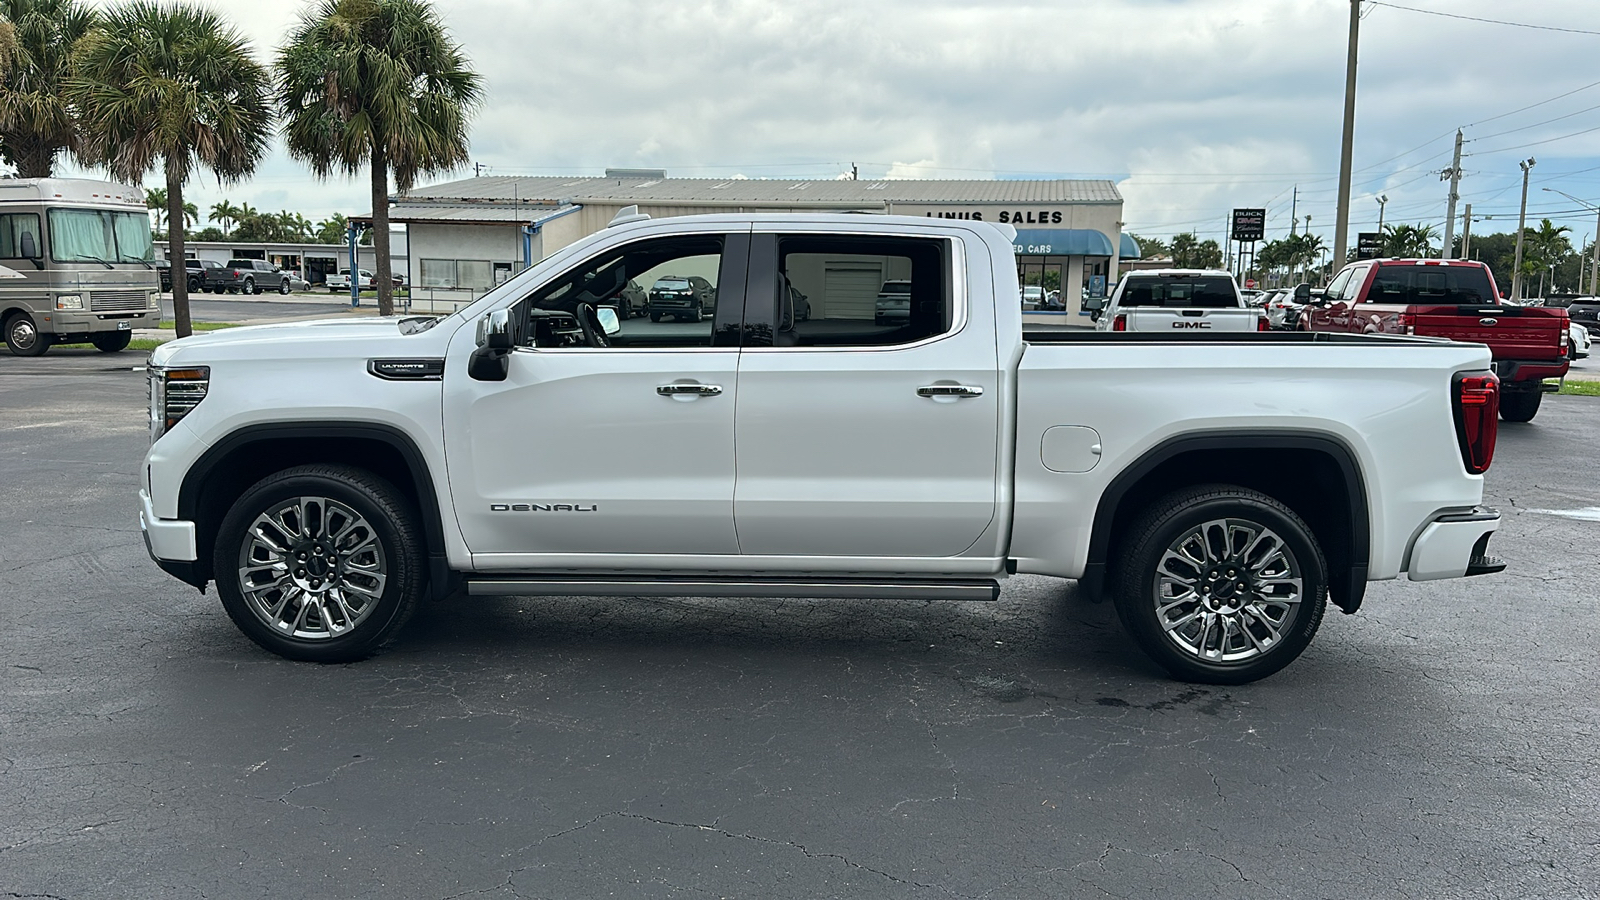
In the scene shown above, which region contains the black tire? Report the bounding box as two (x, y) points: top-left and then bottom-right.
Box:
(1499, 390), (1542, 423)
(213, 464), (425, 663)
(90, 331), (131, 353)
(188, 276), (203, 293)
(278, 278), (291, 295)
(650, 312), (662, 323)
(1112, 484), (1327, 684)
(4, 312), (51, 357)
(691, 305), (703, 323)
(243, 276), (257, 295)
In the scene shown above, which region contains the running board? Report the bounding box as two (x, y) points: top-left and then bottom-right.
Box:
(465, 575), (1001, 602)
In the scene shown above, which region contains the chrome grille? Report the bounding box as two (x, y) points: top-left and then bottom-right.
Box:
(92, 289), (150, 311)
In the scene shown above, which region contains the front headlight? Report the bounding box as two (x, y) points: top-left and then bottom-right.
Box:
(55, 294), (83, 310)
(149, 291), (160, 308)
(149, 365), (210, 442)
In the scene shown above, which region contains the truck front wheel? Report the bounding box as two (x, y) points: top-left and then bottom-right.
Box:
(1113, 484), (1327, 684)
(1499, 389), (1542, 423)
(214, 465), (424, 663)
(4, 312), (51, 357)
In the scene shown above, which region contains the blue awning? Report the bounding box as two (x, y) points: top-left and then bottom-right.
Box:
(1120, 233), (1142, 260)
(1011, 228), (1116, 257)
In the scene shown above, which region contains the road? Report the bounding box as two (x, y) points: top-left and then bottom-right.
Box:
(1, 351), (1597, 899)
(160, 292), (370, 323)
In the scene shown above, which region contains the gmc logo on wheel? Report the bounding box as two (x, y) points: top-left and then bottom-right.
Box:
(1173, 321), (1212, 329)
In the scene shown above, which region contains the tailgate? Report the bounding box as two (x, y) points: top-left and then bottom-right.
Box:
(1128, 308), (1262, 332)
(1412, 304), (1565, 360)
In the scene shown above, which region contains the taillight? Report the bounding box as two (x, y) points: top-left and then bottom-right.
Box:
(1112, 314), (1127, 332)
(1257, 315), (1269, 332)
(1452, 372), (1499, 475)
(1399, 312), (1417, 335)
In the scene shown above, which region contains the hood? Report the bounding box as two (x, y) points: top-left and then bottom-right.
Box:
(150, 315), (450, 367)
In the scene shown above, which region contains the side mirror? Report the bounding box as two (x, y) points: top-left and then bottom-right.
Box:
(469, 309), (514, 381)
(597, 307), (621, 335)
(1083, 296), (1106, 312)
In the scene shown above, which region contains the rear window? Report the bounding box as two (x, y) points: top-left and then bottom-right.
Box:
(1119, 276), (1239, 308)
(1368, 265), (1496, 305)
(653, 278), (691, 290)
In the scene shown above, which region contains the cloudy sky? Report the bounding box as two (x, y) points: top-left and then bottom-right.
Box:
(49, 0), (1600, 252)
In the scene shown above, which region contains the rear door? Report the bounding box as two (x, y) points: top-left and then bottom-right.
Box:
(731, 228), (1001, 559)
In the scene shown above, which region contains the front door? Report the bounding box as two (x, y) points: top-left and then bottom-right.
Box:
(444, 230), (749, 562)
(732, 231), (1002, 559)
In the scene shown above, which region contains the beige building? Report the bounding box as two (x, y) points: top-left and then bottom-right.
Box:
(367, 170), (1136, 317)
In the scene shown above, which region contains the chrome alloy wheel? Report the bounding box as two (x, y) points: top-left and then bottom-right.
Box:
(1153, 517), (1303, 664)
(236, 496), (388, 640)
(10, 317), (37, 350)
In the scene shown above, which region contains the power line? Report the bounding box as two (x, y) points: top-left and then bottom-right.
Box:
(1368, 2), (1600, 37)
(1473, 122), (1600, 156)
(1468, 101), (1600, 142)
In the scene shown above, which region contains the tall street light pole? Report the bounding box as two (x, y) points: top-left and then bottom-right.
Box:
(1376, 194), (1388, 234)
(1333, 0), (1362, 272)
(1512, 157), (1536, 301)
(1543, 186), (1600, 296)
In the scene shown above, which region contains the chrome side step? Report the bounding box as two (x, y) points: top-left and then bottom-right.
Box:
(465, 575), (1001, 602)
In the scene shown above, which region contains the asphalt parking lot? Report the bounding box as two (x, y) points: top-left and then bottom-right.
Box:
(3, 349), (1598, 899)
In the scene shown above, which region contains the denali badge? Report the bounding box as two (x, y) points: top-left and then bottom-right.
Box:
(490, 503), (599, 512)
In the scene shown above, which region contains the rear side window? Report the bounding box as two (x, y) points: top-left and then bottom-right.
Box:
(757, 235), (951, 347)
(1119, 276), (1238, 308)
(1368, 265), (1495, 304)
(0, 213), (40, 259)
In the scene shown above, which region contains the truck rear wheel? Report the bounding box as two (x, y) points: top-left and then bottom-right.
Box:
(1499, 390), (1542, 423)
(90, 331), (131, 353)
(1113, 484), (1327, 684)
(278, 279), (291, 295)
(214, 464), (424, 663)
(4, 312), (51, 357)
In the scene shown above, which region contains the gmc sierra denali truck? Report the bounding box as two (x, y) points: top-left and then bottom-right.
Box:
(1089, 269), (1266, 333)
(1303, 258), (1568, 422)
(140, 213), (1505, 684)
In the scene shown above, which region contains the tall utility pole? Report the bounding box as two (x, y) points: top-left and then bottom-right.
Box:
(1512, 158), (1536, 301)
(1441, 130), (1464, 259)
(1377, 194), (1388, 233)
(1332, 0), (1362, 272)
(1461, 203), (1473, 260)
(1543, 187), (1600, 295)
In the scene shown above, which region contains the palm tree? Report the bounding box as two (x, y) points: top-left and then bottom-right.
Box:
(0, 17), (18, 77)
(209, 199), (238, 236)
(68, 1), (272, 339)
(1381, 223), (1437, 259)
(0, 0), (99, 177)
(315, 213), (348, 244)
(277, 0), (482, 316)
(146, 186), (167, 234)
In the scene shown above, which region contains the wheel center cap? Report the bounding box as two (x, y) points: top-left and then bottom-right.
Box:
(1201, 564), (1249, 611)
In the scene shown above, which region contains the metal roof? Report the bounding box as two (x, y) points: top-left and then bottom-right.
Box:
(395, 175), (1122, 206)
(354, 202), (579, 226)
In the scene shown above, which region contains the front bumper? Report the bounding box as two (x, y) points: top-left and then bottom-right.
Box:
(139, 489), (197, 562)
(45, 309), (159, 333)
(1408, 507), (1503, 581)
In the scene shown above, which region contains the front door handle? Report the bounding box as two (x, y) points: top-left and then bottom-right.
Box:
(657, 383), (723, 396)
(917, 384), (984, 398)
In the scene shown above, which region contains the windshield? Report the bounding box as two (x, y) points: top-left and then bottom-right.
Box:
(1119, 276), (1239, 308)
(48, 208), (152, 263)
(1369, 266), (1497, 305)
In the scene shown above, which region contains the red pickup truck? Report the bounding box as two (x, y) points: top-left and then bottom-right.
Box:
(1303, 258), (1568, 422)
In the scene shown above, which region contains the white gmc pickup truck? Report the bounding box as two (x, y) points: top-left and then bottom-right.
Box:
(1091, 269), (1267, 333)
(139, 213), (1505, 683)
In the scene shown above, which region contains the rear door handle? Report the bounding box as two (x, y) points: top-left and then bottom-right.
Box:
(657, 383), (723, 396)
(917, 384), (984, 398)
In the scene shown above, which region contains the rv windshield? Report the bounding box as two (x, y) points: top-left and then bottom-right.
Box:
(48, 209), (154, 264)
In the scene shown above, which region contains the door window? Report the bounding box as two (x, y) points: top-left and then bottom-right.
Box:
(742, 235), (952, 347)
(1324, 268), (1355, 302)
(518, 235), (740, 349)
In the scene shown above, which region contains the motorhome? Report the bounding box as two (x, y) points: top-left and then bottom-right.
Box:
(0, 178), (161, 356)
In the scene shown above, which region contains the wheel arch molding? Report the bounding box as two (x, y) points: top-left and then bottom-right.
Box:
(1081, 430), (1371, 615)
(177, 422), (457, 601)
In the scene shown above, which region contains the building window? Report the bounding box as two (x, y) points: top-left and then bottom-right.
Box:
(457, 259), (493, 290)
(420, 258), (455, 288)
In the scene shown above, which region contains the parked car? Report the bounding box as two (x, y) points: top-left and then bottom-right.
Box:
(790, 284), (811, 322)
(284, 272), (310, 293)
(140, 213), (1505, 684)
(647, 274), (716, 322)
(1090, 269), (1265, 332)
(1019, 284), (1046, 310)
(1264, 283), (1310, 330)
(875, 279), (913, 324)
(214, 259), (293, 295)
(1563, 296), (1600, 329)
(613, 279), (647, 319)
(1570, 322), (1590, 360)
(327, 269), (376, 292)
(157, 258), (224, 294)
(1303, 258), (1569, 422)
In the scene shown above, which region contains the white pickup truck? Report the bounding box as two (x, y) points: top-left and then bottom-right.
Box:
(139, 213), (1505, 683)
(1091, 268), (1266, 333)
